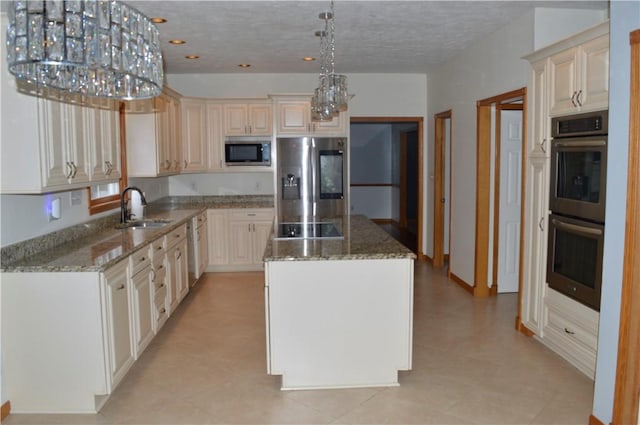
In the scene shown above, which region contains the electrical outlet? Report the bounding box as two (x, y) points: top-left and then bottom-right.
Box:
(254, 181), (261, 191)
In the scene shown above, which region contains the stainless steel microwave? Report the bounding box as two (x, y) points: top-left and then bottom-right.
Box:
(224, 138), (271, 166)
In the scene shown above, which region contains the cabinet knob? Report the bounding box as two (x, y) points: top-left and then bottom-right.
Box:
(116, 284), (125, 290)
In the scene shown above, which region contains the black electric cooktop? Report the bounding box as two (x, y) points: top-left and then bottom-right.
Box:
(274, 222), (343, 240)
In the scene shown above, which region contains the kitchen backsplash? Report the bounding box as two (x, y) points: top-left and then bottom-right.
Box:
(168, 172), (274, 196)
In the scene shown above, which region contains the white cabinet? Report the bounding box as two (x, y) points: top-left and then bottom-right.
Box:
(521, 155), (550, 335)
(228, 209), (274, 268)
(206, 102), (224, 170)
(125, 90), (182, 177)
(166, 224), (189, 314)
(206, 208), (274, 271)
(548, 33), (609, 116)
(522, 22), (607, 377)
(85, 100), (122, 182)
(275, 97), (348, 137)
(150, 238), (169, 333)
(181, 98), (209, 173)
(102, 260), (135, 391)
(128, 247), (154, 360)
(223, 102), (272, 136)
(189, 211), (209, 285)
(541, 287), (600, 378)
(529, 59), (550, 156)
(207, 209), (230, 267)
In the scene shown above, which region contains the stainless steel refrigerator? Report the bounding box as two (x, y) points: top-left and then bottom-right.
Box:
(276, 137), (348, 221)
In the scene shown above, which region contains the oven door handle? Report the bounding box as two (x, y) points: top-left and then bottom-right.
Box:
(552, 219), (603, 236)
(553, 140), (606, 148)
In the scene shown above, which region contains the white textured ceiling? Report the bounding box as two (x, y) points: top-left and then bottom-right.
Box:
(127, 0), (608, 74)
(2, 1), (608, 74)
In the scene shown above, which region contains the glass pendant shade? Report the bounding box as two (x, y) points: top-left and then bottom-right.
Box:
(5, 0), (164, 100)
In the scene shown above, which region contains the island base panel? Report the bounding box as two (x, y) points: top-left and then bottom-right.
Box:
(265, 258), (414, 390)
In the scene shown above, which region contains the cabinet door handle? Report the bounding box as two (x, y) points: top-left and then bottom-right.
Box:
(540, 138), (547, 154)
(564, 327), (575, 335)
(150, 269), (156, 281)
(65, 162), (73, 178)
(174, 160), (179, 170)
(71, 162), (78, 178)
(116, 284), (125, 290)
(177, 250), (182, 260)
(539, 217), (544, 231)
(576, 90), (583, 106)
(184, 160), (188, 169)
(570, 91), (577, 107)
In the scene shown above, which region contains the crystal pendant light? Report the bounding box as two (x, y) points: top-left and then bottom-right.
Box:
(311, 0), (348, 122)
(5, 0), (164, 100)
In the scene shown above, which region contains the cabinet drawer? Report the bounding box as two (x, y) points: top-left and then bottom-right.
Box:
(228, 209), (274, 222)
(195, 211), (207, 227)
(545, 306), (598, 351)
(129, 247), (151, 277)
(544, 287), (599, 352)
(150, 238), (166, 261)
(166, 223), (187, 248)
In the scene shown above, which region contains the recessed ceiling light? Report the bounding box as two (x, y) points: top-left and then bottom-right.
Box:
(169, 39), (186, 45)
(185, 55), (200, 60)
(238, 64), (251, 68)
(303, 57), (316, 62)
(150, 17), (167, 24)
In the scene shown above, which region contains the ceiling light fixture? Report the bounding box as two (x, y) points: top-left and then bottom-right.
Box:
(311, 0), (348, 122)
(303, 57), (316, 62)
(238, 63), (251, 68)
(169, 39), (186, 45)
(185, 55), (199, 59)
(150, 17), (167, 24)
(5, 0), (164, 100)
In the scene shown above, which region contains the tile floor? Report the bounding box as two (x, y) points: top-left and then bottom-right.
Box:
(4, 262), (594, 424)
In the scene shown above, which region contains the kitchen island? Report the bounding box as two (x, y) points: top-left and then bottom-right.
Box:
(263, 215), (416, 390)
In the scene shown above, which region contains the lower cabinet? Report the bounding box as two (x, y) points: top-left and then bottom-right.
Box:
(128, 248), (154, 359)
(0, 219), (196, 413)
(207, 208), (274, 271)
(166, 224), (189, 314)
(540, 287), (599, 378)
(102, 261), (135, 392)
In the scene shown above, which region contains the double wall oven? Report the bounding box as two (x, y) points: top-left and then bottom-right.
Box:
(547, 110), (608, 311)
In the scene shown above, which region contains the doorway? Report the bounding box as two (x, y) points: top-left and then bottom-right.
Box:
(350, 117), (424, 256)
(433, 111), (452, 269)
(474, 88), (526, 298)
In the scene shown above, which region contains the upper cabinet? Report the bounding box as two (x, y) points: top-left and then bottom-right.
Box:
(548, 33), (609, 116)
(274, 96), (348, 137)
(180, 98), (209, 173)
(125, 89), (182, 177)
(223, 101), (272, 136)
(0, 80), (121, 194)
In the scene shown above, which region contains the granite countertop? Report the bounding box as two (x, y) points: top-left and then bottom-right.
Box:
(264, 215), (416, 261)
(1, 195), (275, 273)
(1, 208), (203, 273)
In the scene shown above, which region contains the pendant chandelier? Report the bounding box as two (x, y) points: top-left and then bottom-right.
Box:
(311, 0), (348, 122)
(5, 0), (164, 100)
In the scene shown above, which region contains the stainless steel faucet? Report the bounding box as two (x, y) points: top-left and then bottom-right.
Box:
(120, 186), (148, 223)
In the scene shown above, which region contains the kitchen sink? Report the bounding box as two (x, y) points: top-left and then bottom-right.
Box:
(274, 222), (343, 240)
(116, 219), (172, 230)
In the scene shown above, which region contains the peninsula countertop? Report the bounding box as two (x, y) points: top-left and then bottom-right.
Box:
(263, 215), (416, 262)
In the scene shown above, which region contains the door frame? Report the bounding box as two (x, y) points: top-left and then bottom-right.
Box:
(351, 117), (425, 259)
(433, 110), (452, 268)
(474, 88), (527, 298)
